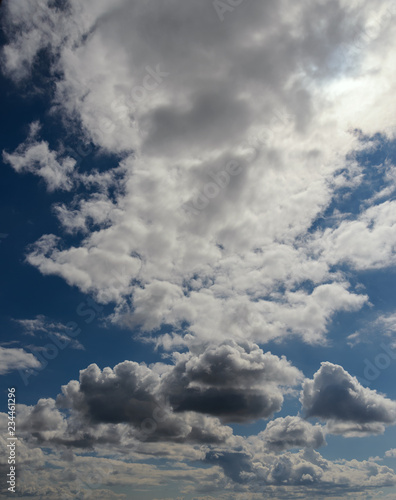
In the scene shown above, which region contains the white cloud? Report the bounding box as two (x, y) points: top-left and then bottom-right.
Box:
(2, 122), (76, 191)
(4, 0), (394, 349)
(0, 346), (41, 374)
(14, 314), (84, 350)
(2, 1), (396, 495)
(314, 200), (396, 270)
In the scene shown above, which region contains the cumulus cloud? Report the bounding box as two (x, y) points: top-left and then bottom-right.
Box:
(301, 362), (396, 436)
(162, 340), (302, 423)
(3, 0), (394, 350)
(314, 199), (396, 270)
(2, 0), (396, 496)
(53, 357), (235, 446)
(257, 416), (326, 453)
(204, 447), (396, 493)
(0, 346), (41, 374)
(54, 342), (301, 437)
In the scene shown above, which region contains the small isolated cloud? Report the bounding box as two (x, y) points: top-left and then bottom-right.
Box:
(0, 346), (41, 374)
(301, 362), (396, 436)
(385, 448), (396, 458)
(347, 310), (396, 347)
(14, 314), (84, 350)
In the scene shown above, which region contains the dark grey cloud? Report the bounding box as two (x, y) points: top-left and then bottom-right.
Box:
(55, 360), (231, 445)
(205, 451), (253, 484)
(162, 340), (302, 423)
(301, 362), (396, 435)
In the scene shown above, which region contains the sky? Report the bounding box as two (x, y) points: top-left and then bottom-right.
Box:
(1, 0), (396, 498)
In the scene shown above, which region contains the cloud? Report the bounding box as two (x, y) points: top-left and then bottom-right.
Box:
(0, 346), (41, 374)
(53, 342), (301, 435)
(257, 416), (326, 453)
(314, 199), (396, 270)
(385, 448), (396, 458)
(3, 0), (393, 351)
(14, 314), (84, 350)
(347, 310), (396, 347)
(2, 0), (396, 496)
(301, 362), (396, 436)
(2, 122), (76, 191)
(162, 340), (302, 423)
(54, 358), (234, 446)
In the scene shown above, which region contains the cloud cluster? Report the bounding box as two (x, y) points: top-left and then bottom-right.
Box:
(2, 0), (395, 351)
(3, 351), (396, 497)
(2, 0), (396, 497)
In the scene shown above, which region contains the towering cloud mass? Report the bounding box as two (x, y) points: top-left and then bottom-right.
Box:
(3, 0), (394, 350)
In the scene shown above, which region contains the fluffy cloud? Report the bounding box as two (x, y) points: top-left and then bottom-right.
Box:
(2, 0), (396, 497)
(162, 341), (302, 422)
(3, 0), (394, 350)
(10, 342), (301, 453)
(0, 346), (41, 374)
(211, 447), (396, 493)
(314, 199), (396, 270)
(257, 416), (326, 452)
(53, 357), (241, 446)
(301, 362), (396, 436)
(2, 122), (76, 191)
(54, 342), (301, 436)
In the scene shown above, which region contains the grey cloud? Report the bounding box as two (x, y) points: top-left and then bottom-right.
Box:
(301, 362), (396, 435)
(162, 340), (302, 423)
(55, 359), (233, 446)
(259, 416), (326, 452)
(205, 451), (253, 484)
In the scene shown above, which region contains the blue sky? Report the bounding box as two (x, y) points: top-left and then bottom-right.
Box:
(1, 1), (396, 499)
